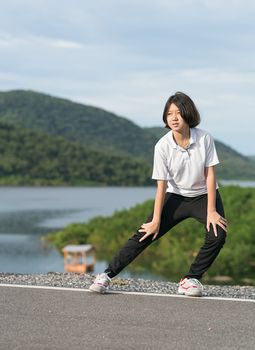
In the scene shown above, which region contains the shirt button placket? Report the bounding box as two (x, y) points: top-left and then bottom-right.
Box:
(184, 150), (190, 160)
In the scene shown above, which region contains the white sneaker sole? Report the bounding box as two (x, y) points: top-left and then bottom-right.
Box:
(185, 290), (202, 297)
(178, 287), (202, 297)
(89, 284), (107, 294)
(177, 287), (185, 295)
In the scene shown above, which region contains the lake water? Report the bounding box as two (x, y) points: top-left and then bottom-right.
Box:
(1, 181), (254, 281)
(219, 180), (255, 187)
(0, 186), (164, 280)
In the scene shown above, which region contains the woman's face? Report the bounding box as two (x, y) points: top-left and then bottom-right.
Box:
(167, 103), (189, 132)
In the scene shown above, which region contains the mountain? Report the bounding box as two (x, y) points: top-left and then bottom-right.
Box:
(0, 89), (255, 181)
(143, 126), (168, 139)
(0, 90), (158, 162)
(0, 121), (151, 186)
(247, 156), (255, 162)
(213, 141), (255, 179)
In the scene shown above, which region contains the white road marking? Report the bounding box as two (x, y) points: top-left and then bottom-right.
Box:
(1, 283), (255, 303)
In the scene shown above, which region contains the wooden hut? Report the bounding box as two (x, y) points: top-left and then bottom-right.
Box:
(62, 244), (96, 273)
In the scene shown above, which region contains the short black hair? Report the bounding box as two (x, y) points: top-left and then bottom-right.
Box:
(162, 91), (201, 129)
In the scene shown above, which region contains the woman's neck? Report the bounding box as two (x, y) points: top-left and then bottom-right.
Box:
(172, 128), (190, 148)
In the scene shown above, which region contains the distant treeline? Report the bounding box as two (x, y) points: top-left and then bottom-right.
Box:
(46, 186), (255, 285)
(0, 122), (152, 186)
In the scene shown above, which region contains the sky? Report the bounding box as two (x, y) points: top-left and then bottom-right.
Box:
(0, 0), (255, 155)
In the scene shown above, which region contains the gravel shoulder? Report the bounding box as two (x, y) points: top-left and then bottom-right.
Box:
(1, 272), (255, 300)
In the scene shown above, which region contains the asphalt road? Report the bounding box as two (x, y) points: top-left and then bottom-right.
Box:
(0, 285), (255, 350)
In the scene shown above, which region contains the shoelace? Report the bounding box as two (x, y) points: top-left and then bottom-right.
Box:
(188, 278), (203, 289)
(95, 274), (109, 285)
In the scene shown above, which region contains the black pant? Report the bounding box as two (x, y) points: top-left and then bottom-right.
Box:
(104, 190), (226, 280)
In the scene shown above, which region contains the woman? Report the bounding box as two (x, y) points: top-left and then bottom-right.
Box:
(89, 91), (228, 297)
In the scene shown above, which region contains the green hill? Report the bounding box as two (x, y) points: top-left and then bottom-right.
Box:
(143, 126), (168, 140)
(0, 89), (255, 181)
(247, 156), (255, 162)
(214, 142), (255, 179)
(0, 90), (158, 162)
(0, 122), (151, 186)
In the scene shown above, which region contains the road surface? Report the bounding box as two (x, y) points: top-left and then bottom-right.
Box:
(0, 284), (254, 349)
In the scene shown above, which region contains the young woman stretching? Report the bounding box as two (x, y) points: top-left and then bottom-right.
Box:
(89, 91), (228, 297)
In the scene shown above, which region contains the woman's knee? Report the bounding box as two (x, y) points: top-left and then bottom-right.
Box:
(213, 229), (226, 246)
(129, 213), (154, 244)
(129, 229), (152, 247)
(206, 228), (226, 246)
(217, 230), (226, 246)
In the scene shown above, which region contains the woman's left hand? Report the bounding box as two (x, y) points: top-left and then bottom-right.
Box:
(207, 211), (228, 237)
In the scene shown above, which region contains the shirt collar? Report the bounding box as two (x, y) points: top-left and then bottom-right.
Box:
(168, 128), (197, 149)
(189, 128), (197, 145)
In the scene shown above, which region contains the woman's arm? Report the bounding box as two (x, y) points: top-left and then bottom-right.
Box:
(205, 166), (227, 236)
(139, 180), (167, 242)
(152, 180), (168, 222)
(206, 166), (217, 214)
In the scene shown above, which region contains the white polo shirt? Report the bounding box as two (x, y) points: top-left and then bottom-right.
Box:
(152, 128), (219, 197)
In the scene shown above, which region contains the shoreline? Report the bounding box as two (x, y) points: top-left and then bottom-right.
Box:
(0, 180), (255, 188)
(0, 272), (255, 300)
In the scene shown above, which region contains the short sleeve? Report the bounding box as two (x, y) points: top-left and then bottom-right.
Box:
(204, 133), (219, 167)
(151, 144), (169, 180)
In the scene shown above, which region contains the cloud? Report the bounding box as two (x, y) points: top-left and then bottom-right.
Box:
(0, 32), (84, 49)
(0, 0), (255, 154)
(50, 40), (84, 49)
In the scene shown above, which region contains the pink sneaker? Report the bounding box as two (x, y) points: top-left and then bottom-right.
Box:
(178, 277), (203, 297)
(89, 273), (111, 293)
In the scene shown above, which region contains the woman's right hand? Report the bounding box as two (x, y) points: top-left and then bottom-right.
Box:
(138, 221), (160, 242)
